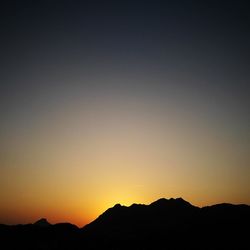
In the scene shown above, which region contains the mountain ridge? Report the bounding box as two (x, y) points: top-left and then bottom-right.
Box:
(1, 197), (249, 228)
(1, 197), (250, 249)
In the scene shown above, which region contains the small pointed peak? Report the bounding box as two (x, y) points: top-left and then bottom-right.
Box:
(176, 197), (185, 201)
(34, 218), (51, 227)
(175, 197), (192, 205)
(175, 197), (186, 203)
(113, 203), (122, 208)
(150, 198), (168, 205)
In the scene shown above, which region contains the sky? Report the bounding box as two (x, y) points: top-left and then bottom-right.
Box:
(0, 0), (250, 227)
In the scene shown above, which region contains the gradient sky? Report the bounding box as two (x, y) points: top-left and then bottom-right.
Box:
(0, 0), (250, 227)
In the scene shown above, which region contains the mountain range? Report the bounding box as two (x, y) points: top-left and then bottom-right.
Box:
(0, 198), (249, 249)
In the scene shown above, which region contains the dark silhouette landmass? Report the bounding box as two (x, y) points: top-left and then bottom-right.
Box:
(33, 218), (51, 227)
(0, 198), (249, 249)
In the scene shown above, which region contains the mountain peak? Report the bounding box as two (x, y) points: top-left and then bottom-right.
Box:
(113, 203), (122, 208)
(34, 218), (51, 227)
(150, 197), (193, 208)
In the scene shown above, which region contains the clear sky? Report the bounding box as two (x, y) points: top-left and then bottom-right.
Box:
(0, 0), (249, 227)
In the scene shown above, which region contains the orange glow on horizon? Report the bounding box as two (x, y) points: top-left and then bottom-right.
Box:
(1, 88), (249, 227)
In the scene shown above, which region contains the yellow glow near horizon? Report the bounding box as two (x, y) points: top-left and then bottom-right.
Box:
(0, 92), (250, 227)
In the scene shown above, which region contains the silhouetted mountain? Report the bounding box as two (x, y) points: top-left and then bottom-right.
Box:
(0, 219), (79, 250)
(0, 198), (250, 249)
(34, 218), (51, 227)
(80, 198), (250, 249)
